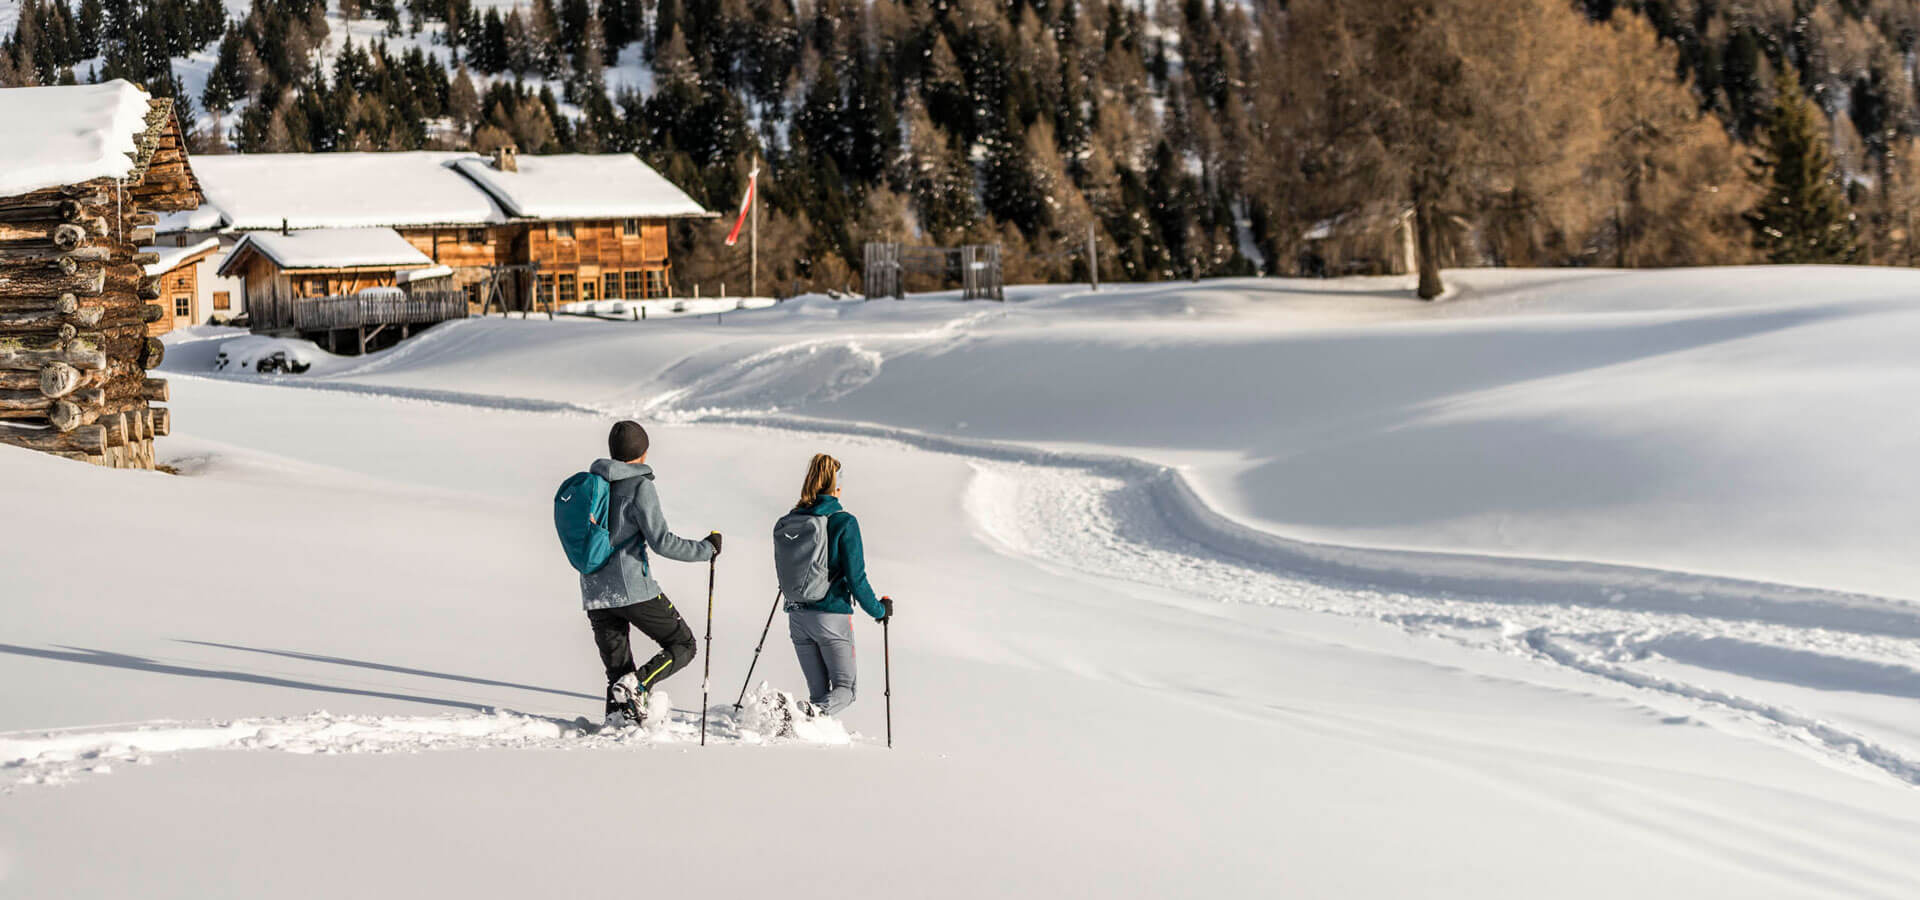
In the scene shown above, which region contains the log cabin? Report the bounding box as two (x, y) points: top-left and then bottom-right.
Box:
(0, 79), (200, 469)
(163, 147), (714, 350)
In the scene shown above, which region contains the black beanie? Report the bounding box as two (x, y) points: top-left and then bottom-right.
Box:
(609, 421), (650, 461)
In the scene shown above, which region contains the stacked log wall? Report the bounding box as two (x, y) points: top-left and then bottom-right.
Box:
(0, 97), (195, 470)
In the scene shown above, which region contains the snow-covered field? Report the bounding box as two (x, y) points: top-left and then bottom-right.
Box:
(6, 268), (1920, 897)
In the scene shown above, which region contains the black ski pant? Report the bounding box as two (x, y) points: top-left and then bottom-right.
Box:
(589, 594), (697, 710)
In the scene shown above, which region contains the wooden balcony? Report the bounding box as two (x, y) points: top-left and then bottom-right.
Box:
(289, 289), (468, 332)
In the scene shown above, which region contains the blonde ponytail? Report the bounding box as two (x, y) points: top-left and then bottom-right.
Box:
(798, 453), (841, 507)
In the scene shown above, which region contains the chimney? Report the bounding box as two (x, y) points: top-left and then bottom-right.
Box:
(492, 144), (519, 173)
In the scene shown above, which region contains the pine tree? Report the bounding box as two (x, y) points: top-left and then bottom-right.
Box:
(1747, 70), (1860, 264)
(448, 63), (479, 132)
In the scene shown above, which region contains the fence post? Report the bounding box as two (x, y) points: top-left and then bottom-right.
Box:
(1087, 222), (1099, 292)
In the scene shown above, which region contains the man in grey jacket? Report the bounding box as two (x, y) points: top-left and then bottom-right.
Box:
(586, 420), (721, 728)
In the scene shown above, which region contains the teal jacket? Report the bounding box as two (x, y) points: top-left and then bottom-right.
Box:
(794, 497), (886, 620)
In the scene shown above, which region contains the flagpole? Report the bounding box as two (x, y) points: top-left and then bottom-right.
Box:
(750, 158), (759, 299)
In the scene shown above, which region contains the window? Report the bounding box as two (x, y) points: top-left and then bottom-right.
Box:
(173, 295), (191, 318)
(556, 273), (577, 303)
(581, 278), (597, 303)
(624, 271), (644, 299)
(604, 272), (622, 300)
(644, 269), (667, 297)
(212, 291), (230, 310)
(537, 275), (555, 304)
(554, 221), (575, 240)
(622, 218), (641, 238)
(302, 277), (329, 298)
(466, 228), (487, 245)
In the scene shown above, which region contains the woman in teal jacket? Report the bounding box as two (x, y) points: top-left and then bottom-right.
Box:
(787, 453), (891, 716)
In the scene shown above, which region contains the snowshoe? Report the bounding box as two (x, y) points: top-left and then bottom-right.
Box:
(605, 673), (646, 730)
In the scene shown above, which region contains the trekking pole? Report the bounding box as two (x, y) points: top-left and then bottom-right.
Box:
(883, 603), (893, 749)
(700, 548), (716, 746)
(733, 589), (783, 712)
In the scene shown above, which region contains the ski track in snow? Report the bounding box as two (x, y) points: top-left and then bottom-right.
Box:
(2, 689), (852, 790)
(148, 317), (1920, 790)
(959, 461), (1920, 788)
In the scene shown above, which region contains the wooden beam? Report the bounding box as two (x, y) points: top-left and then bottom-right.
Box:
(0, 199), (84, 223)
(0, 423), (105, 453)
(0, 263), (106, 297)
(0, 341), (108, 371)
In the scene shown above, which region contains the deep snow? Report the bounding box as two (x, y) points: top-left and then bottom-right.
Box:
(0, 79), (152, 196)
(5, 268), (1920, 897)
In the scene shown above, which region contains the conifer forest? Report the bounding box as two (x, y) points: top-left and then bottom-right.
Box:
(5, 0), (1914, 294)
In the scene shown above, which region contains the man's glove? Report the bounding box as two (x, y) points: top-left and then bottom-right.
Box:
(878, 596), (893, 623)
(706, 532), (723, 557)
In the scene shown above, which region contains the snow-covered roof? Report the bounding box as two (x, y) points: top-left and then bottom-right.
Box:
(0, 80), (155, 197)
(451, 154), (712, 220)
(142, 238), (221, 277)
(220, 228), (434, 274)
(155, 205), (227, 234)
(189, 152), (509, 230)
(172, 151), (711, 232)
(396, 264), (453, 284)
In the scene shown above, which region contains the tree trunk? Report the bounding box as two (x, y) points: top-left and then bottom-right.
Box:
(1413, 189), (1446, 300)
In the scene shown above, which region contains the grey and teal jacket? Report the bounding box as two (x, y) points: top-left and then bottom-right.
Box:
(579, 459), (714, 611)
(790, 496), (887, 620)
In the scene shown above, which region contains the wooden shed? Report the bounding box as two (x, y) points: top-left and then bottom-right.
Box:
(217, 227), (466, 353)
(0, 80), (200, 469)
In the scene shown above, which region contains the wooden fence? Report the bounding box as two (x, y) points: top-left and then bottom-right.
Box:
(289, 290), (468, 332)
(863, 243), (1004, 300)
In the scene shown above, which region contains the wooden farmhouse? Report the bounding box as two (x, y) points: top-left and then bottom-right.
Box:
(0, 80), (200, 469)
(165, 147), (714, 353)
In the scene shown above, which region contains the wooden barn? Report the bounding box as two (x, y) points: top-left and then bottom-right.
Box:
(0, 80), (199, 469)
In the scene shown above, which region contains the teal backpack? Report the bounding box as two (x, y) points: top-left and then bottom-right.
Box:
(554, 471), (643, 574)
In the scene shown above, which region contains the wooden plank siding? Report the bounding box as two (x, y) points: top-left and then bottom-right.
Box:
(242, 253), (410, 333)
(146, 264), (198, 337)
(393, 219), (675, 312)
(238, 218), (680, 329)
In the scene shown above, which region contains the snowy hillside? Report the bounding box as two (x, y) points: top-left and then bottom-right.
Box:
(6, 268), (1920, 896)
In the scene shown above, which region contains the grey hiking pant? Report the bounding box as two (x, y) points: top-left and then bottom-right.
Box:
(788, 608), (857, 715)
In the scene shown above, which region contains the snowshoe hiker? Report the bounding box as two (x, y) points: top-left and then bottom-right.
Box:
(773, 453), (891, 718)
(556, 421), (721, 729)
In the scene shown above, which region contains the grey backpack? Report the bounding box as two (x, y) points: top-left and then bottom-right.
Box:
(773, 510), (831, 603)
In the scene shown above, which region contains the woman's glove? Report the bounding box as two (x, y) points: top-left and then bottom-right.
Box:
(705, 532), (723, 557)
(878, 596), (894, 623)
